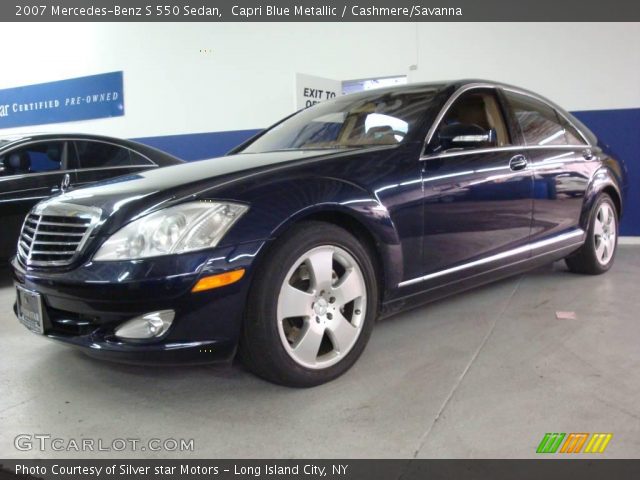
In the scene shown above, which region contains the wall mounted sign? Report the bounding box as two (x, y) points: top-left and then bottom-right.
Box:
(295, 73), (341, 110)
(0, 71), (124, 129)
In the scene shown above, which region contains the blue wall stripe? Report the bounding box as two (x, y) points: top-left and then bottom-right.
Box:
(134, 108), (639, 235)
(134, 129), (261, 161)
(572, 108), (639, 236)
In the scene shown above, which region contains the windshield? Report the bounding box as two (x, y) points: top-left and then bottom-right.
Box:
(242, 88), (442, 153)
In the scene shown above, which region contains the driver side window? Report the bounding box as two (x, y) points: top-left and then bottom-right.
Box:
(432, 90), (510, 153)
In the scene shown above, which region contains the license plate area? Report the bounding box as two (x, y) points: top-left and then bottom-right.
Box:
(16, 285), (45, 334)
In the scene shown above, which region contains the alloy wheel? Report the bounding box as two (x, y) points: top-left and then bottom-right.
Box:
(594, 202), (616, 265)
(276, 245), (367, 369)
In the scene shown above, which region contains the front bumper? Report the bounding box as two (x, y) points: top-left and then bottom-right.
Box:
(11, 240), (267, 365)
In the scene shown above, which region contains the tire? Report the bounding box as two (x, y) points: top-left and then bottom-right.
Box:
(239, 221), (378, 387)
(565, 193), (618, 275)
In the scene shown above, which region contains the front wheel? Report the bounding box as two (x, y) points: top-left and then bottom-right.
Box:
(565, 193), (618, 275)
(239, 221), (378, 387)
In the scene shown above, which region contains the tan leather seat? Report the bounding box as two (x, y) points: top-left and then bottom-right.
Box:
(443, 93), (509, 146)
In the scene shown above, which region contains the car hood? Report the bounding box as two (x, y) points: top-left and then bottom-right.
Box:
(41, 149), (359, 225)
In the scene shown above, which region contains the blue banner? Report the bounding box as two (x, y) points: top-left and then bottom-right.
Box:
(0, 71), (124, 129)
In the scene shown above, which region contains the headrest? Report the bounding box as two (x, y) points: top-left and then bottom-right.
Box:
(4, 151), (31, 173)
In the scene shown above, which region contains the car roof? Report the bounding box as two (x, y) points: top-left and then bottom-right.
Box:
(339, 79), (543, 98)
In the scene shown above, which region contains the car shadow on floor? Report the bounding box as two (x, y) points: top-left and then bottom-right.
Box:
(36, 347), (272, 395)
(10, 260), (575, 398)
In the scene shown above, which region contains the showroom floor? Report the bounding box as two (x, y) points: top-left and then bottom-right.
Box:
(0, 246), (638, 459)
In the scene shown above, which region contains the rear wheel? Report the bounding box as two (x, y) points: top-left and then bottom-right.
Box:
(565, 193), (618, 275)
(239, 221), (378, 387)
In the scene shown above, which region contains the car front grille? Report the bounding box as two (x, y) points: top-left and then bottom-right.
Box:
(17, 202), (102, 268)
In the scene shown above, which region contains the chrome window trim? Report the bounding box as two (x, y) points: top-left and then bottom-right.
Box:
(422, 83), (593, 159)
(398, 229), (585, 287)
(0, 196), (48, 204)
(0, 164), (157, 181)
(71, 138), (156, 167)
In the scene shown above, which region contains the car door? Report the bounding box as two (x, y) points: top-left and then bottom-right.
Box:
(412, 87), (534, 288)
(73, 140), (156, 188)
(502, 90), (594, 245)
(0, 140), (77, 258)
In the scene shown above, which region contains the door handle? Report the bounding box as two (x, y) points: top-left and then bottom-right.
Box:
(509, 155), (528, 171)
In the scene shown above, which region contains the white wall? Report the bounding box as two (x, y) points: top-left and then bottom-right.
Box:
(0, 22), (638, 138)
(413, 23), (640, 111)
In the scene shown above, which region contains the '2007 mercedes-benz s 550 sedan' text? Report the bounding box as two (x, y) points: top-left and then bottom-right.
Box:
(12, 80), (627, 387)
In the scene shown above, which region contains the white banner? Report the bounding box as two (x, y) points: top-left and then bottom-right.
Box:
(295, 73), (342, 110)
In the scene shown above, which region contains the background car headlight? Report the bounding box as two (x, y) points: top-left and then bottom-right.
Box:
(94, 201), (248, 260)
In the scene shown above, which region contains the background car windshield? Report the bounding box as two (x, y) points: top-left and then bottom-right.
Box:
(242, 89), (441, 153)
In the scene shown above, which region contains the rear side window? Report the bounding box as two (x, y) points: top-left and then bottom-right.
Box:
(75, 141), (151, 169)
(561, 119), (587, 145)
(505, 92), (586, 146)
(131, 151), (154, 166)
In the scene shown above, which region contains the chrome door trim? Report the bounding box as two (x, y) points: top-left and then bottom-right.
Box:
(0, 195), (48, 204)
(398, 229), (585, 287)
(419, 144), (590, 162)
(0, 164), (157, 181)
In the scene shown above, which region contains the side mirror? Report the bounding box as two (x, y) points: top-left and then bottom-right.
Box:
(437, 123), (495, 151)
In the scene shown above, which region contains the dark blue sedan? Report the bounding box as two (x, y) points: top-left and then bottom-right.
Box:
(11, 80), (627, 387)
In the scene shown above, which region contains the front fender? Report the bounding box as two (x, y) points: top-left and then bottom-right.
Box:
(218, 175), (404, 297)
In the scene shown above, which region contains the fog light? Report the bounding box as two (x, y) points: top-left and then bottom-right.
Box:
(115, 310), (175, 340)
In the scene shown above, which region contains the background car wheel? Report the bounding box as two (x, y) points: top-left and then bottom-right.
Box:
(239, 221), (378, 387)
(565, 193), (618, 275)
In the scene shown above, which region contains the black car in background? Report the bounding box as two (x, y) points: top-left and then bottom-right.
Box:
(0, 133), (183, 259)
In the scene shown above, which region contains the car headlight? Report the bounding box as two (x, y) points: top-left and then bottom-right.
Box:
(94, 201), (248, 261)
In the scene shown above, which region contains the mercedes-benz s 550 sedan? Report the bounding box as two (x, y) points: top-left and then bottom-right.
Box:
(11, 80), (627, 387)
